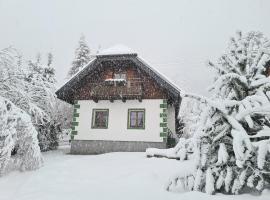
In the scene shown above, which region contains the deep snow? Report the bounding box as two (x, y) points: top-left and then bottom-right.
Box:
(0, 147), (269, 200)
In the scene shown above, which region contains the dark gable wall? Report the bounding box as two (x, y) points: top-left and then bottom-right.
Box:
(72, 60), (168, 101)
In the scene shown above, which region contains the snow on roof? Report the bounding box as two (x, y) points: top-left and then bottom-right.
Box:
(137, 56), (184, 95)
(97, 44), (136, 56)
(56, 57), (96, 91)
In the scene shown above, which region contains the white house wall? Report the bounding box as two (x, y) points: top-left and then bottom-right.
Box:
(73, 99), (170, 142)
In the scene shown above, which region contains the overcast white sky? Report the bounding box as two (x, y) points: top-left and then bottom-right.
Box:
(0, 0), (270, 95)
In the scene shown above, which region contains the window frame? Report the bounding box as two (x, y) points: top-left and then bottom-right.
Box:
(91, 109), (109, 129)
(127, 108), (145, 130)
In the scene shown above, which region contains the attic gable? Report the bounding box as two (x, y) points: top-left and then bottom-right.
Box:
(56, 46), (181, 104)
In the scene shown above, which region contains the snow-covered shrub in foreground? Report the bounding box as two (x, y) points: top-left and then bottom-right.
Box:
(167, 31), (270, 195)
(146, 138), (195, 161)
(0, 96), (43, 175)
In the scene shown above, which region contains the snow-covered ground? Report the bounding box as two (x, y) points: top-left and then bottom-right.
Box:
(0, 148), (269, 200)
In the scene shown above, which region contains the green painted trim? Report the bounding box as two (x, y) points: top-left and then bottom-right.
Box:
(74, 104), (80, 109)
(73, 117), (76, 122)
(163, 99), (167, 104)
(160, 103), (167, 108)
(160, 113), (167, 118)
(163, 137), (167, 142)
(163, 109), (167, 113)
(74, 100), (78, 104)
(163, 118), (167, 123)
(72, 122), (79, 126)
(160, 122), (167, 127)
(71, 130), (78, 135)
(71, 126), (75, 130)
(71, 135), (74, 140)
(73, 113), (79, 117)
(73, 108), (78, 114)
(160, 132), (167, 137)
(91, 109), (109, 129)
(163, 127), (168, 132)
(127, 108), (145, 130)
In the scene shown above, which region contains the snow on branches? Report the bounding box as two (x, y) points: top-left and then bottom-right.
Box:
(0, 47), (64, 152)
(67, 34), (91, 77)
(0, 96), (43, 175)
(167, 31), (270, 195)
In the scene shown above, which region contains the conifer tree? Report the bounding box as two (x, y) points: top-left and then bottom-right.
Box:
(67, 34), (91, 77)
(167, 31), (270, 194)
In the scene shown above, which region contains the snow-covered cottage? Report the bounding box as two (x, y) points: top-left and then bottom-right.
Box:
(56, 45), (182, 154)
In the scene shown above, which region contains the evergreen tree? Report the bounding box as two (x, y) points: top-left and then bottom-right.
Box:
(67, 34), (91, 77)
(167, 31), (270, 194)
(27, 53), (62, 151)
(0, 48), (43, 175)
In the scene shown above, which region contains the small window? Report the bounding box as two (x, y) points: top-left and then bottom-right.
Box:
(114, 73), (126, 80)
(128, 109), (145, 129)
(91, 109), (109, 129)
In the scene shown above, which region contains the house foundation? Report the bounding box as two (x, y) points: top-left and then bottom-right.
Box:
(70, 140), (166, 154)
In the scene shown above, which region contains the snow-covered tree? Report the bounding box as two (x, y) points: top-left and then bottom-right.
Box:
(0, 47), (61, 151)
(27, 53), (62, 151)
(178, 98), (205, 138)
(167, 31), (270, 194)
(0, 96), (43, 175)
(67, 34), (91, 77)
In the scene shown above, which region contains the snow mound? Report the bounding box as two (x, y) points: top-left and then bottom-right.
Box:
(98, 44), (136, 56)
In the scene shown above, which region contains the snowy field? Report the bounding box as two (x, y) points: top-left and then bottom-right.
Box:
(0, 148), (269, 200)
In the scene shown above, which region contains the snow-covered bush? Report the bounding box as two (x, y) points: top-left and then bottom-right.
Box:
(0, 96), (43, 175)
(146, 138), (195, 161)
(167, 31), (270, 195)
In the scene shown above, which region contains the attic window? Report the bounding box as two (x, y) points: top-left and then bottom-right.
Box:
(114, 73), (126, 80)
(105, 72), (127, 86)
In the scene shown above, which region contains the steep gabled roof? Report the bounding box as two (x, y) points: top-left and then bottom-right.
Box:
(56, 46), (182, 104)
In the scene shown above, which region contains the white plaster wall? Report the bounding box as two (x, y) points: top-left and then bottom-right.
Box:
(167, 105), (176, 133)
(74, 99), (164, 142)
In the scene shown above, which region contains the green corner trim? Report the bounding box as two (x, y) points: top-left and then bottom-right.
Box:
(160, 132), (167, 137)
(74, 100), (78, 104)
(163, 109), (167, 113)
(73, 117), (77, 122)
(160, 103), (167, 108)
(74, 104), (80, 109)
(163, 118), (167, 123)
(72, 121), (79, 126)
(160, 122), (167, 127)
(73, 108), (78, 114)
(73, 113), (79, 117)
(163, 99), (167, 104)
(71, 130), (78, 135)
(71, 126), (75, 130)
(163, 127), (168, 132)
(160, 113), (167, 118)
